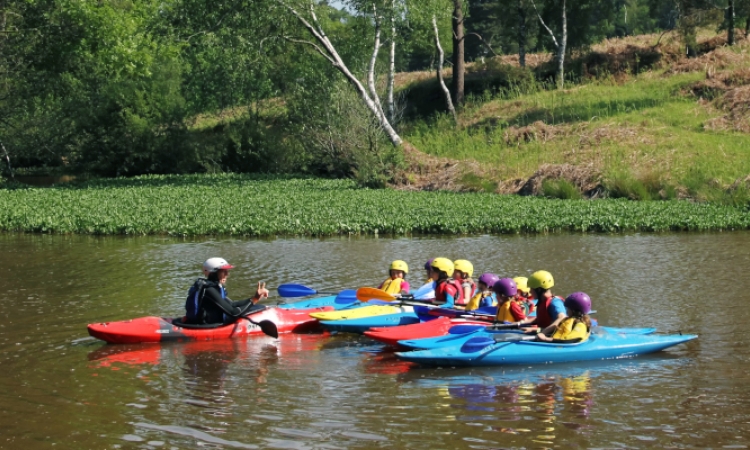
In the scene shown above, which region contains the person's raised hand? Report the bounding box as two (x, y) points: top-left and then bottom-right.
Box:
(254, 281), (269, 302)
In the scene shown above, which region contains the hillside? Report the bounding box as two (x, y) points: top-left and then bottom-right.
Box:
(394, 29), (750, 203)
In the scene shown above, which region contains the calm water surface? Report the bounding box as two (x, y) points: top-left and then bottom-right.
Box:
(1, 232), (749, 449)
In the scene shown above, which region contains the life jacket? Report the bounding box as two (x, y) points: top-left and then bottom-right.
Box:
(434, 278), (463, 305)
(535, 294), (564, 328)
(185, 279), (222, 324)
(380, 277), (405, 295)
(453, 278), (476, 306)
(496, 300), (517, 323)
(465, 291), (494, 311)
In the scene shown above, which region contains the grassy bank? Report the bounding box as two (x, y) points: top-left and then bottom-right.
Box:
(1, 174), (748, 236)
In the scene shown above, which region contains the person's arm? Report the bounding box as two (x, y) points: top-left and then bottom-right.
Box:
(539, 298), (567, 335)
(510, 301), (527, 322)
(462, 282), (472, 304)
(401, 280), (411, 294)
(202, 286), (246, 317)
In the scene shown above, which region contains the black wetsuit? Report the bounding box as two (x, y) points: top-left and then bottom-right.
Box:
(199, 281), (256, 325)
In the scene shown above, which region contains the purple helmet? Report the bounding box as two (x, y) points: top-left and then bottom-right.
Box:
(424, 258), (435, 271)
(564, 292), (592, 314)
(478, 273), (500, 289)
(493, 278), (518, 297)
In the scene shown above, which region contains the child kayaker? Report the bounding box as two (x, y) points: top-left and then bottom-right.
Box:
(185, 257), (269, 325)
(465, 273), (499, 311)
(378, 260), (410, 295)
(513, 276), (535, 315)
(424, 258), (435, 283)
(452, 259), (476, 309)
(516, 270), (566, 335)
(430, 257), (463, 307)
(493, 278), (527, 323)
(536, 292), (592, 343)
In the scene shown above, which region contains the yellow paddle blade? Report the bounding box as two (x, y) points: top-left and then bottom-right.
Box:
(356, 287), (398, 302)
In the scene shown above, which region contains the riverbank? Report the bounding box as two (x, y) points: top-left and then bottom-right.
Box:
(1, 174), (748, 236)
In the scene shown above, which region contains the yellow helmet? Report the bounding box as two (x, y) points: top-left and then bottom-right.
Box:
(389, 260), (409, 274)
(453, 260), (474, 278)
(513, 276), (530, 294)
(528, 270), (554, 290)
(430, 257), (454, 277)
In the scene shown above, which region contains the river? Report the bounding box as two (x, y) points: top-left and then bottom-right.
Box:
(0, 232), (748, 449)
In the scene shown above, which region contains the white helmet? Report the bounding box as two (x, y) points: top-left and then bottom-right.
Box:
(202, 257), (235, 276)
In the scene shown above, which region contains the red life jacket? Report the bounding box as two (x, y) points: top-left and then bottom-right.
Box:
(535, 294), (564, 328)
(434, 278), (463, 305)
(453, 278), (476, 306)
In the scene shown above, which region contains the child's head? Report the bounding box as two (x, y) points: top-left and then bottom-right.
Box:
(430, 257), (454, 280)
(493, 278), (518, 301)
(478, 273), (499, 292)
(453, 260), (473, 280)
(529, 270), (554, 299)
(564, 292), (591, 317)
(389, 260), (408, 279)
(513, 276), (531, 298)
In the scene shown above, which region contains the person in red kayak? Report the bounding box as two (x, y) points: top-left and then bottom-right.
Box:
(430, 257), (463, 307)
(185, 257), (269, 325)
(378, 260), (410, 295)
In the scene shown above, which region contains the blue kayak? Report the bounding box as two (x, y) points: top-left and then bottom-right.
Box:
(398, 325), (658, 350)
(277, 291), (360, 310)
(395, 332), (697, 366)
(320, 311), (421, 333)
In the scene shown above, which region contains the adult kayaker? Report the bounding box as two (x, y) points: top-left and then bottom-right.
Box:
(452, 259), (476, 308)
(493, 278), (526, 323)
(514, 270), (566, 334)
(185, 257), (270, 325)
(536, 292), (592, 343)
(465, 273), (499, 311)
(378, 260), (410, 295)
(430, 257), (463, 307)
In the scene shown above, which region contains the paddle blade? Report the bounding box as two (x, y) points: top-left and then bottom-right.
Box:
(256, 320), (278, 338)
(277, 284), (317, 298)
(334, 289), (358, 305)
(412, 281), (436, 300)
(356, 287), (397, 302)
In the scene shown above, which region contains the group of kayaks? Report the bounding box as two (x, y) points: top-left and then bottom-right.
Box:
(86, 284), (697, 367)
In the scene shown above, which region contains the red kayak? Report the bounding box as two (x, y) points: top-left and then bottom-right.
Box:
(363, 316), (492, 347)
(88, 306), (333, 344)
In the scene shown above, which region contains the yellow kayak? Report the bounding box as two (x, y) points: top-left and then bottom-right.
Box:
(310, 305), (412, 321)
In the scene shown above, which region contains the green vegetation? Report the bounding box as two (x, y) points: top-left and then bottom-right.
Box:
(1, 174), (748, 236)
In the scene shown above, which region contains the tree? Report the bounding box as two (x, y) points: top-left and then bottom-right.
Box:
(275, 0), (402, 146)
(532, 0), (567, 89)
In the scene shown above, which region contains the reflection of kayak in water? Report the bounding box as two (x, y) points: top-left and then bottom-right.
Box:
(396, 333), (698, 367)
(87, 305), (332, 344)
(88, 333), (327, 368)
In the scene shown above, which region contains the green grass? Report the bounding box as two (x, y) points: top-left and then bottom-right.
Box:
(1, 174), (749, 236)
(403, 72), (750, 194)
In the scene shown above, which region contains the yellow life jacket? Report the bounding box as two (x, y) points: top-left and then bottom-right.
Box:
(496, 300), (517, 323)
(380, 278), (404, 295)
(552, 317), (590, 342)
(465, 291), (493, 311)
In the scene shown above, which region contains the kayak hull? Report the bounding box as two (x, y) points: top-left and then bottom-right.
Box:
(87, 306), (333, 344)
(398, 326), (658, 351)
(277, 293), (360, 310)
(320, 312), (420, 333)
(310, 305), (412, 321)
(364, 316), (491, 346)
(396, 333), (697, 367)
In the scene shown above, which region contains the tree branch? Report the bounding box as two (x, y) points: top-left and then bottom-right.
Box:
(530, 0), (559, 49)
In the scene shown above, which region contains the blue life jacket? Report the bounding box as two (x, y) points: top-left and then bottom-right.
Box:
(185, 279), (225, 323)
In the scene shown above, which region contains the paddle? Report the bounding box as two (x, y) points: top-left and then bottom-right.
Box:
(355, 287), (439, 307)
(278, 283), (342, 298)
(447, 322), (538, 335)
(237, 304), (279, 338)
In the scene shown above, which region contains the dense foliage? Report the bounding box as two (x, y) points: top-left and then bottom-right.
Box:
(2, 0), (746, 183)
(1, 175), (748, 236)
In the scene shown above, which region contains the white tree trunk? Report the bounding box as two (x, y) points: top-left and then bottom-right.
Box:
(367, 5), (388, 124)
(386, 9), (396, 124)
(279, 1), (402, 146)
(432, 15), (457, 123)
(531, 0), (566, 90)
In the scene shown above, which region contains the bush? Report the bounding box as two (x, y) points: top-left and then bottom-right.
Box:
(541, 179), (583, 199)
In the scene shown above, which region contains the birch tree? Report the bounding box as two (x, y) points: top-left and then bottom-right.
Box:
(275, 0), (402, 146)
(531, 0), (567, 89)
